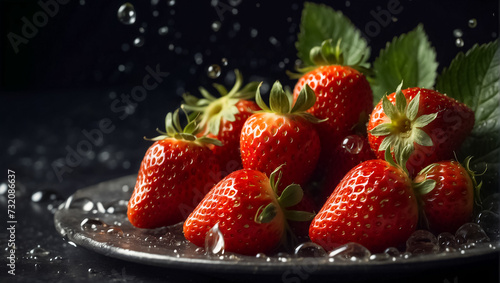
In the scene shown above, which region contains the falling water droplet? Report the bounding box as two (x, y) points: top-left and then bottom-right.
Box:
(158, 26), (169, 36)
(207, 64), (221, 79)
(221, 58), (228, 66)
(468, 18), (477, 28)
(168, 0), (176, 6)
(211, 21), (222, 32)
(205, 223), (225, 255)
(31, 189), (63, 203)
(455, 38), (464, 47)
(452, 29), (463, 38)
(133, 36), (145, 47)
(117, 3), (136, 25)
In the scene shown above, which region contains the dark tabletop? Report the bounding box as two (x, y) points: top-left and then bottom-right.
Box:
(1, 0), (499, 282)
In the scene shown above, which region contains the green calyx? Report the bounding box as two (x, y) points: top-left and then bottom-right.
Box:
(370, 82), (437, 169)
(255, 165), (316, 224)
(256, 80), (324, 123)
(288, 39), (371, 79)
(181, 69), (259, 136)
(146, 108), (222, 146)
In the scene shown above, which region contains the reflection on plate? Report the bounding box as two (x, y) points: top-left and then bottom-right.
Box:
(54, 175), (499, 275)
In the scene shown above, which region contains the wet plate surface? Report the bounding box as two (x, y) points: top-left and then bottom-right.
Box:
(54, 175), (500, 275)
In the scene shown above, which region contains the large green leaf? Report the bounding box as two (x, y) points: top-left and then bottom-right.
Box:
(296, 2), (370, 67)
(436, 40), (500, 192)
(370, 25), (438, 104)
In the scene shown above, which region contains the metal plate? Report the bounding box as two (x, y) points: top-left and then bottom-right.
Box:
(54, 175), (499, 275)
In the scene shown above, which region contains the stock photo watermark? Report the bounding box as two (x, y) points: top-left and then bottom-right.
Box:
(6, 170), (17, 276)
(7, 0), (70, 54)
(51, 64), (168, 182)
(360, 0), (404, 42)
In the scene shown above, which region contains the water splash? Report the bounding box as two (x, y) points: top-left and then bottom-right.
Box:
(31, 189), (63, 203)
(204, 223), (225, 255)
(117, 3), (136, 25)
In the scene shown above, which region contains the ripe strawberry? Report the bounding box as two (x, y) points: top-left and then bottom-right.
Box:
(182, 70), (260, 175)
(413, 157), (479, 234)
(127, 110), (221, 229)
(292, 39), (374, 150)
(183, 166), (314, 256)
(368, 83), (475, 177)
(240, 81), (322, 192)
(309, 153), (419, 253)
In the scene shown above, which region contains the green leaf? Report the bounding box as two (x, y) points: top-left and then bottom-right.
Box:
(436, 40), (500, 190)
(296, 2), (370, 67)
(406, 92), (420, 121)
(291, 84), (316, 113)
(370, 24), (438, 104)
(413, 179), (437, 195)
(278, 184), (303, 208)
(370, 123), (392, 136)
(382, 95), (398, 120)
(269, 81), (290, 114)
(255, 82), (271, 112)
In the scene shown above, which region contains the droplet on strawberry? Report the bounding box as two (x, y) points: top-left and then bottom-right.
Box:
(127, 109), (222, 229)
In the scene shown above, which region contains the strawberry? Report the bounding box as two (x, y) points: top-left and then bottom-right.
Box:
(367, 83), (475, 177)
(292, 39), (374, 152)
(127, 109), (221, 229)
(183, 166), (314, 256)
(413, 157), (480, 234)
(240, 81), (322, 192)
(291, 40), (374, 187)
(182, 70), (260, 175)
(309, 152), (419, 253)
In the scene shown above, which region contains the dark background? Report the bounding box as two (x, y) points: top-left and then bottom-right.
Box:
(0, 0), (499, 282)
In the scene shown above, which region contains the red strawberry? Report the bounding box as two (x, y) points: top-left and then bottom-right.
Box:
(182, 70), (260, 175)
(309, 153), (419, 253)
(367, 83), (475, 176)
(292, 40), (373, 151)
(319, 134), (376, 203)
(127, 110), (221, 229)
(183, 166), (314, 255)
(240, 81), (322, 192)
(413, 157), (478, 234)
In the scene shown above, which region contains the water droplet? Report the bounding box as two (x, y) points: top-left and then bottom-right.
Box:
(133, 36), (145, 47)
(79, 0), (85, 5)
(455, 38), (464, 48)
(204, 223), (225, 255)
(221, 58), (228, 66)
(139, 27), (146, 34)
(31, 189), (63, 203)
(28, 246), (50, 257)
(80, 218), (109, 233)
(65, 197), (94, 211)
(468, 18), (477, 28)
(328, 243), (371, 262)
(151, 0), (159, 6)
(437, 232), (458, 252)
(455, 223), (490, 248)
(194, 53), (203, 65)
(269, 36), (279, 46)
(250, 28), (258, 38)
(88, 268), (98, 274)
(105, 199), (128, 214)
(229, 0), (242, 6)
(117, 3), (136, 25)
(341, 135), (364, 154)
(207, 64), (221, 79)
(383, 247), (400, 258)
(345, 0), (351, 7)
(168, 0), (176, 6)
(406, 230), (439, 255)
(211, 21), (221, 32)
(453, 29), (463, 38)
(158, 26), (169, 36)
(49, 255), (63, 262)
(106, 226), (124, 237)
(476, 210), (500, 241)
(294, 242), (327, 257)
